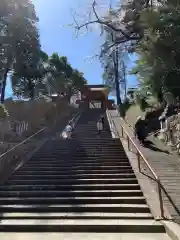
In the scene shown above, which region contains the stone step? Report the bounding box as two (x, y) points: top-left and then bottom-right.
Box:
(35, 147), (123, 151)
(6, 178), (138, 185)
(0, 190), (143, 197)
(74, 136), (113, 138)
(0, 219), (165, 233)
(0, 204), (150, 213)
(15, 169), (134, 174)
(54, 136), (117, 139)
(49, 141), (120, 145)
(74, 134), (112, 136)
(73, 132), (111, 134)
(48, 145), (121, 148)
(37, 146), (122, 149)
(25, 161), (130, 166)
(41, 147), (122, 150)
(32, 154), (126, 158)
(74, 131), (110, 134)
(33, 154), (127, 158)
(49, 143), (124, 147)
(25, 159), (130, 163)
(0, 183), (141, 191)
(48, 140), (119, 144)
(36, 153), (125, 156)
(41, 143), (121, 147)
(1, 212), (153, 220)
(50, 140), (121, 143)
(74, 129), (102, 131)
(20, 166), (132, 170)
(31, 158), (128, 162)
(11, 173), (136, 180)
(32, 151), (126, 154)
(23, 164), (131, 168)
(49, 142), (121, 146)
(0, 196), (146, 205)
(32, 152), (127, 156)
(77, 124), (104, 127)
(36, 151), (124, 155)
(0, 233), (171, 240)
(30, 156), (128, 160)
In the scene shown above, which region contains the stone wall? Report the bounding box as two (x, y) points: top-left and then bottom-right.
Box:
(158, 113), (180, 154)
(0, 97), (77, 152)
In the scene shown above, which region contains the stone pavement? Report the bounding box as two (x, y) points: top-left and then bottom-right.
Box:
(109, 110), (180, 224)
(0, 233), (171, 240)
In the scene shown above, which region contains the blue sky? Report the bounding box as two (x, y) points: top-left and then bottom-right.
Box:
(34, 0), (105, 83)
(6, 0), (137, 98)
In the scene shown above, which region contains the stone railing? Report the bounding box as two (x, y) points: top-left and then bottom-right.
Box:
(0, 120), (28, 139)
(158, 113), (180, 154)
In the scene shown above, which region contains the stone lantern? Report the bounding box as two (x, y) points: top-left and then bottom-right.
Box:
(159, 105), (168, 133)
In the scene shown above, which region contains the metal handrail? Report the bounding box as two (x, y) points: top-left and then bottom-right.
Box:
(106, 110), (119, 138)
(0, 127), (46, 159)
(0, 111), (81, 160)
(63, 111), (81, 132)
(71, 111), (81, 127)
(111, 118), (164, 219)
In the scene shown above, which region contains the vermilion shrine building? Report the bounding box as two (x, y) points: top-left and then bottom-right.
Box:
(76, 84), (114, 110)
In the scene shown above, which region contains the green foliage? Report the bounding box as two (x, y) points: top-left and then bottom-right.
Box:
(83, 0), (180, 105)
(135, 94), (149, 111)
(12, 51), (87, 100)
(46, 53), (87, 102)
(130, 1), (180, 102)
(0, 1), (87, 101)
(119, 98), (132, 118)
(0, 0), (40, 101)
(0, 104), (9, 119)
(127, 88), (136, 102)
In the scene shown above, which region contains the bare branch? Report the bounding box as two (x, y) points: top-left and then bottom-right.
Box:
(92, 0), (100, 21)
(84, 54), (99, 63)
(72, 0), (141, 42)
(71, 11), (79, 28)
(75, 20), (99, 30)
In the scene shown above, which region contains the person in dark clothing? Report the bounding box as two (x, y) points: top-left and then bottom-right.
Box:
(134, 116), (146, 145)
(97, 119), (103, 135)
(100, 115), (105, 129)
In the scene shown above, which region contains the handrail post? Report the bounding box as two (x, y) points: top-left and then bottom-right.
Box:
(127, 137), (130, 151)
(121, 126), (123, 138)
(137, 152), (141, 173)
(157, 179), (164, 219)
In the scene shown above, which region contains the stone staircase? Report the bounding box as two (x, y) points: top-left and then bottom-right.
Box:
(0, 109), (168, 234)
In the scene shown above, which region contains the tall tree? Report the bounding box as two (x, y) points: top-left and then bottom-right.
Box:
(67, 69), (87, 103)
(0, 0), (40, 102)
(11, 51), (87, 100)
(130, 0), (180, 102)
(100, 26), (128, 105)
(47, 53), (87, 102)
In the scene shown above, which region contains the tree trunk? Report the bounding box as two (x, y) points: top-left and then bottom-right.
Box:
(1, 69), (9, 103)
(1, 51), (13, 103)
(111, 32), (121, 106)
(28, 79), (35, 100)
(67, 86), (73, 104)
(113, 47), (121, 106)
